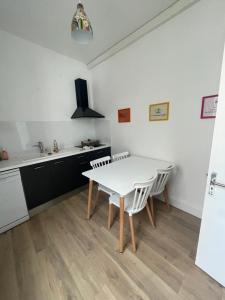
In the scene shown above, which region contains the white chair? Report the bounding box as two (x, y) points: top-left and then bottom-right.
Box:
(108, 176), (157, 252)
(112, 151), (129, 162)
(90, 156), (115, 199)
(149, 165), (175, 224)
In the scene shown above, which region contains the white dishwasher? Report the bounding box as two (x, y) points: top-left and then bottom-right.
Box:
(0, 168), (29, 233)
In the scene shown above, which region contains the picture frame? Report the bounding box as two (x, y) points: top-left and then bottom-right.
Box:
(200, 95), (218, 119)
(118, 108), (131, 123)
(149, 102), (169, 121)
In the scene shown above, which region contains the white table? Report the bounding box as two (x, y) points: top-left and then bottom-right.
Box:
(83, 156), (173, 252)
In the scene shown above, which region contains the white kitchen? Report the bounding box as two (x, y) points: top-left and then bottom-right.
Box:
(0, 1), (225, 299)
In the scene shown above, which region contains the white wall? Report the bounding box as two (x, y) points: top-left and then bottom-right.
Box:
(0, 121), (96, 156)
(92, 0), (225, 217)
(0, 29), (93, 121)
(0, 30), (96, 154)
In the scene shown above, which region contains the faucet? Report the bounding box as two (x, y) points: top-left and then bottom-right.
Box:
(53, 140), (59, 153)
(33, 141), (44, 153)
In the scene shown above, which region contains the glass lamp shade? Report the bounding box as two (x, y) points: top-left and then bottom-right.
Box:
(71, 2), (93, 44)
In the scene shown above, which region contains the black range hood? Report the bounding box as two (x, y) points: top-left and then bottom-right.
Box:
(71, 78), (104, 119)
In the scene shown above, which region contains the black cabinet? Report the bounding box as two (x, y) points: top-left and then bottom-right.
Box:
(20, 162), (54, 209)
(51, 158), (76, 198)
(70, 147), (111, 188)
(20, 147), (111, 209)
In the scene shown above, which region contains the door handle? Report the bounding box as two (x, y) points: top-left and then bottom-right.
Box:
(209, 172), (225, 195)
(97, 150), (104, 154)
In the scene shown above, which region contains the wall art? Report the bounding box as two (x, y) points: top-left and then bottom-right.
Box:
(149, 102), (169, 121)
(201, 95), (218, 119)
(118, 108), (131, 123)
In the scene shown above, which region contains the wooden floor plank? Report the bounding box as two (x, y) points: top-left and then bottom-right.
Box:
(11, 223), (50, 300)
(0, 187), (223, 300)
(179, 267), (223, 300)
(0, 231), (19, 300)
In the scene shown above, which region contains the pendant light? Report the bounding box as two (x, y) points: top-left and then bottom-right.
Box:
(71, 0), (93, 44)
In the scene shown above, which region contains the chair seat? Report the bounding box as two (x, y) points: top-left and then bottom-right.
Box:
(98, 184), (115, 196)
(109, 192), (143, 215)
(150, 188), (164, 197)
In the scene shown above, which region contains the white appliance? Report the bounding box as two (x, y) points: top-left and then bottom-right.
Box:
(0, 168), (29, 233)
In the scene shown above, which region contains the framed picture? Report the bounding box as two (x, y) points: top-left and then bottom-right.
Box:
(149, 102), (169, 121)
(118, 108), (131, 123)
(201, 95), (218, 119)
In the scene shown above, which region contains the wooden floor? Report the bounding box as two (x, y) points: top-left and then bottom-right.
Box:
(0, 186), (224, 300)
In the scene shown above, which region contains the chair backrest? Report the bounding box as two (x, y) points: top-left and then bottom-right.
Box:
(112, 151), (129, 162)
(130, 175), (157, 214)
(151, 164), (175, 195)
(90, 156), (111, 169)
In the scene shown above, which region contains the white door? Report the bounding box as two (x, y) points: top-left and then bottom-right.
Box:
(195, 47), (225, 286)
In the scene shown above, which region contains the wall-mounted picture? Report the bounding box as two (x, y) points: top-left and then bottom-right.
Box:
(149, 102), (169, 121)
(118, 108), (131, 123)
(201, 94), (218, 119)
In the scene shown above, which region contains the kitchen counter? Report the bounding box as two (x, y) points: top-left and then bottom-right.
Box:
(0, 144), (111, 172)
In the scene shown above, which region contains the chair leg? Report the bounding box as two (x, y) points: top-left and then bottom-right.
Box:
(163, 185), (170, 209)
(87, 180), (93, 220)
(108, 204), (114, 229)
(119, 197), (125, 253)
(95, 189), (100, 208)
(146, 200), (155, 228)
(129, 215), (136, 253)
(150, 197), (155, 224)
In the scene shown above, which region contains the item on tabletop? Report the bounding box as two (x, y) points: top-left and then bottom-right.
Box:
(53, 140), (59, 153)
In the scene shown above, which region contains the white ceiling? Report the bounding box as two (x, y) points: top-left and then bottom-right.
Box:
(0, 0), (178, 65)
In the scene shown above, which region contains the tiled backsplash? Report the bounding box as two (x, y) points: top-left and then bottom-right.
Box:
(0, 120), (96, 157)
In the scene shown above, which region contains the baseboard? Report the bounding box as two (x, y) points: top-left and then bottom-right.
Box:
(0, 215), (30, 234)
(169, 197), (202, 219)
(29, 185), (88, 217)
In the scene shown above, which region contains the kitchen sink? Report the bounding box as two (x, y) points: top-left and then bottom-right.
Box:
(22, 152), (65, 162)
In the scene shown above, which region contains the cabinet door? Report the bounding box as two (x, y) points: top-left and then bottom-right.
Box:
(76, 153), (92, 187)
(51, 159), (71, 198)
(76, 147), (112, 186)
(91, 147), (111, 160)
(65, 155), (81, 190)
(51, 156), (80, 196)
(20, 163), (54, 209)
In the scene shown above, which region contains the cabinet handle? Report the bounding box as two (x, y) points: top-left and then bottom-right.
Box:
(77, 155), (86, 159)
(80, 161), (88, 165)
(54, 161), (64, 165)
(34, 166), (45, 170)
(97, 150), (104, 154)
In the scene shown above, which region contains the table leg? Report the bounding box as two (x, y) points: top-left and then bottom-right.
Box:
(119, 196), (125, 253)
(163, 184), (170, 209)
(87, 180), (94, 219)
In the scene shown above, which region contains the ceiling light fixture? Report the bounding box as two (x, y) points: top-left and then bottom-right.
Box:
(71, 0), (93, 45)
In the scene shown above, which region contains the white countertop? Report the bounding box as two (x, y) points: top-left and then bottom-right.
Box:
(0, 144), (111, 173)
